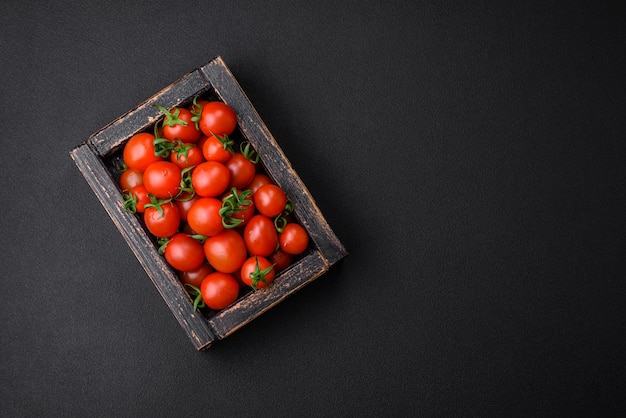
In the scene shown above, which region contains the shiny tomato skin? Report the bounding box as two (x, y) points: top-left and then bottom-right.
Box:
(164, 233), (205, 272)
(186, 197), (224, 237)
(248, 173), (274, 195)
(268, 249), (294, 274)
(162, 107), (201, 143)
(240, 256), (275, 289)
(202, 134), (233, 163)
(199, 102), (237, 137)
(244, 215), (278, 257)
(191, 99), (210, 117)
(204, 229), (247, 273)
(196, 135), (209, 152)
(143, 161), (182, 199)
(221, 188), (255, 228)
(200, 272), (240, 310)
(225, 153), (256, 189)
(143, 202), (180, 238)
(254, 184), (287, 217)
(179, 263), (213, 288)
(170, 144), (205, 169)
(123, 132), (163, 172)
(191, 161), (231, 197)
(129, 184), (150, 213)
(119, 168), (143, 192)
(174, 193), (200, 223)
(233, 200), (255, 227)
(279, 223), (310, 255)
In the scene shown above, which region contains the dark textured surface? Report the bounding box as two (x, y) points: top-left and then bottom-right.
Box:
(2, 1), (625, 416)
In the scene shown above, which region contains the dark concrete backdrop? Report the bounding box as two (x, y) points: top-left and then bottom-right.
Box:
(1, 1), (625, 416)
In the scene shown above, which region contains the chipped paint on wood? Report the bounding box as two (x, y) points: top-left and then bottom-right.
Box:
(70, 57), (346, 350)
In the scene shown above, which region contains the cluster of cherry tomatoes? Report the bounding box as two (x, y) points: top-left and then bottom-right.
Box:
(117, 98), (309, 312)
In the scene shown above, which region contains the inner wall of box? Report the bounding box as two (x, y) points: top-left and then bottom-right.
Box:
(100, 86), (219, 160)
(99, 87), (314, 321)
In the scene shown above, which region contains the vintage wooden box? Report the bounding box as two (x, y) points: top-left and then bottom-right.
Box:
(70, 57), (347, 350)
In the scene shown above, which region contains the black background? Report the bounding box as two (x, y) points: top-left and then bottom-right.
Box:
(2, 1), (625, 416)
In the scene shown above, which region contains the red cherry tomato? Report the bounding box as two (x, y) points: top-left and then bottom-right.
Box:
(200, 272), (240, 310)
(279, 223), (310, 255)
(179, 263), (214, 288)
(240, 256), (275, 290)
(268, 249), (294, 274)
(124, 184), (151, 214)
(196, 134), (209, 152)
(204, 229), (247, 273)
(164, 233), (205, 272)
(244, 215), (278, 257)
(191, 98), (210, 113)
(174, 193), (200, 223)
(231, 198), (255, 227)
(202, 134), (233, 163)
(225, 153), (256, 189)
(199, 101), (237, 137)
(192, 161), (231, 197)
(158, 106), (201, 143)
(123, 132), (163, 172)
(254, 184), (287, 217)
(186, 197), (224, 237)
(143, 202), (180, 238)
(143, 161), (182, 199)
(220, 188), (255, 228)
(248, 173), (274, 195)
(170, 144), (205, 169)
(119, 168), (143, 192)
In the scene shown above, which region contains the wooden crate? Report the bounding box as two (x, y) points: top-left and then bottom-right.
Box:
(70, 57), (347, 350)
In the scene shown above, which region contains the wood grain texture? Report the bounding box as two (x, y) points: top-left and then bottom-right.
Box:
(70, 143), (215, 350)
(90, 70), (212, 157)
(208, 251), (328, 339)
(70, 57), (346, 350)
(201, 58), (348, 265)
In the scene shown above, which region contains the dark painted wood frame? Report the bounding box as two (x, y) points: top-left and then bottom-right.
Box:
(70, 57), (347, 350)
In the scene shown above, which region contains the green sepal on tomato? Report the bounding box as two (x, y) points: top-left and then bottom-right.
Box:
(170, 141), (204, 169)
(155, 104), (201, 143)
(186, 197), (224, 237)
(119, 97), (313, 312)
(143, 198), (181, 238)
(240, 256), (275, 290)
(123, 184), (150, 214)
(202, 133), (234, 163)
(219, 188), (255, 229)
(159, 233), (205, 272)
(189, 97), (210, 131)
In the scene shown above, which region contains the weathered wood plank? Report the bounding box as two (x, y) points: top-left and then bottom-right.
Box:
(69, 143), (215, 350)
(70, 57), (347, 349)
(208, 250), (328, 339)
(201, 58), (348, 265)
(90, 70), (212, 158)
